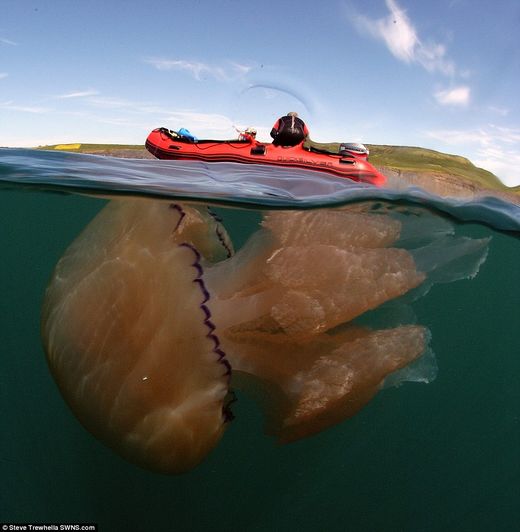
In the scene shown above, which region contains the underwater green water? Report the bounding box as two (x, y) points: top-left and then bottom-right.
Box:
(1, 189), (519, 532)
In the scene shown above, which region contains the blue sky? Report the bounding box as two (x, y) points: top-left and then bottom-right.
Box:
(1, 0), (519, 186)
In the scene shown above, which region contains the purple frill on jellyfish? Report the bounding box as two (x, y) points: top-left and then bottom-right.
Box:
(41, 199), (489, 473)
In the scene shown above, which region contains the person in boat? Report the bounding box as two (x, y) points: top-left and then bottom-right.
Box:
(238, 127), (257, 142)
(270, 112), (309, 147)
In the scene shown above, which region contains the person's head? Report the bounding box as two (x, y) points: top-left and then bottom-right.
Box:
(245, 127), (257, 137)
(287, 112), (298, 118)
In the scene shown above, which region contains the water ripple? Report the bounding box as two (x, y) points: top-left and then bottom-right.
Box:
(1, 148), (519, 232)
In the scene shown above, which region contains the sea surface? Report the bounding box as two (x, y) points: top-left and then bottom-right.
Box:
(1, 148), (519, 531)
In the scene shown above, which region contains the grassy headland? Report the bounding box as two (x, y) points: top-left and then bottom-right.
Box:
(367, 144), (507, 190)
(38, 143), (150, 158)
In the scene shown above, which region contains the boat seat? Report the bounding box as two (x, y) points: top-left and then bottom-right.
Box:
(250, 145), (266, 155)
(196, 139), (250, 144)
(306, 145), (339, 155)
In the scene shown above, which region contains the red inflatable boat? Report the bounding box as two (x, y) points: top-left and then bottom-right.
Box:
(145, 127), (386, 187)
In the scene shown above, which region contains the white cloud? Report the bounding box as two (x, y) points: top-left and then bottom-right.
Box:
(229, 62), (253, 77)
(0, 37), (18, 46)
(490, 125), (520, 144)
(57, 89), (99, 99)
(434, 86), (470, 106)
(473, 149), (520, 188)
(347, 0), (455, 75)
(0, 100), (50, 113)
(488, 105), (509, 117)
(144, 57), (252, 81)
(86, 96), (175, 115)
(427, 125), (520, 148)
(81, 94), (241, 137)
(163, 110), (234, 132)
(86, 96), (135, 109)
(426, 128), (485, 145)
(425, 125), (520, 186)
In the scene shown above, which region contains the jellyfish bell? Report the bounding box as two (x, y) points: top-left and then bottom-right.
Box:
(41, 200), (234, 473)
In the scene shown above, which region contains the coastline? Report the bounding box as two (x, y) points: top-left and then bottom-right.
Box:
(35, 144), (520, 206)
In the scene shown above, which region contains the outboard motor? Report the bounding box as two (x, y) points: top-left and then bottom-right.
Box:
(339, 143), (369, 159)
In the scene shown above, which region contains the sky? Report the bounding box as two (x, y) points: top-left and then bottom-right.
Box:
(1, 0), (520, 186)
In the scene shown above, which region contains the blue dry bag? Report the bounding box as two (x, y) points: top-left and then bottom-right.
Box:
(177, 128), (198, 141)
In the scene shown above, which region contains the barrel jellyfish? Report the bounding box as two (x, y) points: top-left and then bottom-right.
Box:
(41, 199), (489, 473)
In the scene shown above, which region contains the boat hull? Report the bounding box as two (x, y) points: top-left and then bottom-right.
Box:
(146, 128), (386, 187)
